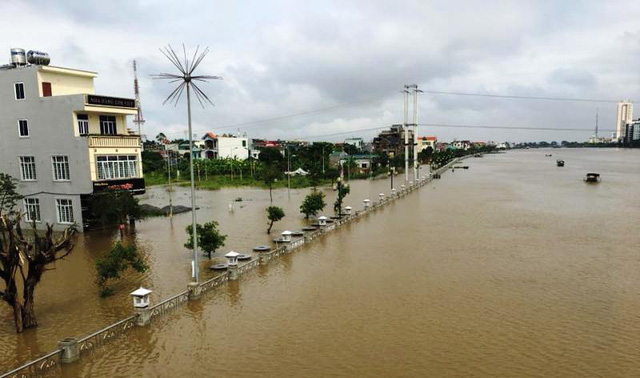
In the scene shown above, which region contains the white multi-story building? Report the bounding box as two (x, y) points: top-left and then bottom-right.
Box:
(615, 101), (633, 140)
(344, 137), (364, 150)
(0, 48), (143, 231)
(202, 132), (249, 160)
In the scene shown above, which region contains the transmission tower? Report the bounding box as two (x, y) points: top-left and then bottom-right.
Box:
(133, 60), (146, 140)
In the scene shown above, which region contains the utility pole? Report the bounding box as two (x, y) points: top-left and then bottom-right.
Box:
(322, 145), (325, 175)
(166, 145), (173, 217)
(403, 85), (410, 181)
(287, 146), (291, 198)
(411, 85), (422, 181)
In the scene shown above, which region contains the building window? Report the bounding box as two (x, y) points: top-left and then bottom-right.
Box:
(18, 119), (29, 137)
(19, 156), (36, 181)
(77, 114), (89, 135)
(56, 198), (74, 224)
(52, 155), (70, 181)
(42, 82), (52, 97)
(97, 155), (139, 180)
(99, 115), (117, 135)
(23, 198), (41, 222)
(14, 83), (25, 100)
(242, 140), (247, 147)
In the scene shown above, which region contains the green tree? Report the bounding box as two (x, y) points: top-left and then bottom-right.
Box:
(142, 150), (165, 173)
(333, 180), (350, 216)
(89, 189), (141, 226)
(0, 215), (76, 332)
(0, 173), (22, 217)
(258, 147), (284, 165)
(266, 206), (285, 234)
(259, 164), (282, 203)
(300, 191), (326, 219)
(185, 221), (227, 259)
(95, 242), (148, 297)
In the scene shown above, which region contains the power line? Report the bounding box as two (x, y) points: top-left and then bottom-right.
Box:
(158, 96), (386, 137)
(419, 90), (621, 103)
(153, 88), (624, 139)
(294, 123), (615, 141)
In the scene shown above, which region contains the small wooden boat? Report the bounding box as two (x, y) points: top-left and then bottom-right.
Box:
(584, 173), (601, 183)
(210, 264), (228, 270)
(556, 160), (564, 167)
(253, 245), (270, 252)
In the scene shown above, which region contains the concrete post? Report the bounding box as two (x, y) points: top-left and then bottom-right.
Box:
(187, 281), (202, 300)
(58, 337), (79, 364)
(135, 307), (151, 326)
(259, 253), (269, 265)
(228, 265), (239, 280)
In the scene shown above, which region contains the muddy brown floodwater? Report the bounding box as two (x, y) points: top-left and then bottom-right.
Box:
(2, 149), (640, 377)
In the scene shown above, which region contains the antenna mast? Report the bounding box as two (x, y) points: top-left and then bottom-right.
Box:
(133, 60), (146, 140)
(595, 108), (599, 137)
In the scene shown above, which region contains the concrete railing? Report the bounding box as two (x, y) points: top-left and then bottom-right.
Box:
(88, 135), (140, 148)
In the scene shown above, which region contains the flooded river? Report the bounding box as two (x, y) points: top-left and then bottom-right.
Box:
(2, 148), (640, 377)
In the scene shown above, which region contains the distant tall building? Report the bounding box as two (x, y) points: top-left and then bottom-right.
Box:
(615, 101), (633, 140)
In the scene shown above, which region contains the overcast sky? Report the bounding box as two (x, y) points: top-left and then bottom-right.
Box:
(2, 0), (639, 143)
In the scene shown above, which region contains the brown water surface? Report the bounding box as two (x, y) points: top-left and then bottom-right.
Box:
(2, 149), (640, 377)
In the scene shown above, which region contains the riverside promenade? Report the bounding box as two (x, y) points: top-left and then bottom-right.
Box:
(1, 158), (464, 378)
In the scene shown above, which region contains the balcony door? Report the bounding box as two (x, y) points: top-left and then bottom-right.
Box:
(99, 115), (117, 135)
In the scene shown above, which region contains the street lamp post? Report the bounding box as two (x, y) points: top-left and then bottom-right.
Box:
(153, 45), (222, 283)
(336, 177), (343, 217)
(287, 148), (296, 198)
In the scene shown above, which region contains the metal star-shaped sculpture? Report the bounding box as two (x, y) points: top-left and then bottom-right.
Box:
(153, 44), (222, 107)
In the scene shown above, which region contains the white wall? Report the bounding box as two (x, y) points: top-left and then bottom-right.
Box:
(218, 137), (249, 160)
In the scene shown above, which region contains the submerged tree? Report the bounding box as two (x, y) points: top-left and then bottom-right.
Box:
(95, 242), (148, 297)
(0, 214), (77, 332)
(266, 206), (285, 234)
(333, 179), (350, 216)
(300, 191), (326, 219)
(89, 189), (141, 226)
(260, 165), (282, 203)
(185, 221), (227, 259)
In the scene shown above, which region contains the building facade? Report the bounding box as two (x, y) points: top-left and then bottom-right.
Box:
(344, 137), (364, 151)
(615, 101), (633, 140)
(417, 136), (437, 153)
(202, 132), (249, 160)
(0, 53), (143, 231)
(372, 125), (414, 157)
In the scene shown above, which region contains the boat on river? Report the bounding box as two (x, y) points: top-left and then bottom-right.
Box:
(556, 160), (565, 167)
(584, 173), (601, 183)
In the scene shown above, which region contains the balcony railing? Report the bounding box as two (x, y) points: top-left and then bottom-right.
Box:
(88, 135), (141, 148)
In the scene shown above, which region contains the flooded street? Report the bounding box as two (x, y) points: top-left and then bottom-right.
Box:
(2, 149), (640, 377)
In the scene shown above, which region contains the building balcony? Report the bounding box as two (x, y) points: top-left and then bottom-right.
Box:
(88, 135), (141, 148)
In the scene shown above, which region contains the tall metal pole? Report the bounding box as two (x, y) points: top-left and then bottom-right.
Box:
(322, 145), (325, 175)
(413, 85), (419, 181)
(187, 81), (199, 282)
(404, 86), (409, 182)
(287, 146), (291, 198)
(166, 145), (173, 218)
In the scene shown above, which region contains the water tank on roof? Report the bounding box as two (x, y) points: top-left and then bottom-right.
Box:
(10, 48), (26, 66)
(27, 50), (50, 65)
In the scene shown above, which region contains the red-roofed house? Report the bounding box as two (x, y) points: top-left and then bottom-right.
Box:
(417, 136), (437, 153)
